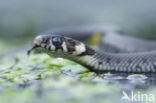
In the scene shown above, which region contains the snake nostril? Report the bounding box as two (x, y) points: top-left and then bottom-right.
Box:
(42, 38), (48, 44)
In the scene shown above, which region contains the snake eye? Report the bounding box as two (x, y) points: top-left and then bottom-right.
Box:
(52, 37), (63, 47)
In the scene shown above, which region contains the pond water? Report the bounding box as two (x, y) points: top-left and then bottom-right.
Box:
(0, 42), (156, 103)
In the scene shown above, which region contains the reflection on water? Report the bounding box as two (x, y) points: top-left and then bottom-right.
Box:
(100, 73), (156, 90)
(62, 68), (156, 90)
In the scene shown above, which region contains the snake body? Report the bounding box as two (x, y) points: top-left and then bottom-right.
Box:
(45, 26), (156, 53)
(28, 34), (156, 73)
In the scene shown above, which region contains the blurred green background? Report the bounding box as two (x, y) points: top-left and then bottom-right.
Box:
(0, 0), (156, 103)
(1, 0), (156, 38)
(1, 0), (156, 56)
(1, 0), (156, 54)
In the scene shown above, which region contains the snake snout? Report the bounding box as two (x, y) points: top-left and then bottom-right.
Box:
(33, 35), (43, 46)
(28, 35), (46, 55)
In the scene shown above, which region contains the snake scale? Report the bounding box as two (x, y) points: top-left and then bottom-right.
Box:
(28, 26), (156, 73)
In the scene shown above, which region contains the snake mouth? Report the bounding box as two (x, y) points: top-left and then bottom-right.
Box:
(28, 35), (49, 55)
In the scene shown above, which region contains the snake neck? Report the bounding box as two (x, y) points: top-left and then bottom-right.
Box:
(57, 45), (156, 73)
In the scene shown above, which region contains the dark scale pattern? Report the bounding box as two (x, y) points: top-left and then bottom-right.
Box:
(85, 51), (156, 73)
(116, 58), (121, 64)
(78, 46), (95, 56)
(66, 39), (76, 52)
(48, 46), (51, 51)
(142, 58), (147, 63)
(127, 59), (133, 64)
(135, 65), (142, 72)
(106, 58), (111, 63)
(153, 64), (156, 69)
(55, 46), (63, 51)
(42, 38), (49, 44)
(98, 61), (103, 65)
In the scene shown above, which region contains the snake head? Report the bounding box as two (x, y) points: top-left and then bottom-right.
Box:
(28, 34), (89, 56)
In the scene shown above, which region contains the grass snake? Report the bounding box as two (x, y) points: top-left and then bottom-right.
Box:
(28, 27), (156, 73)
